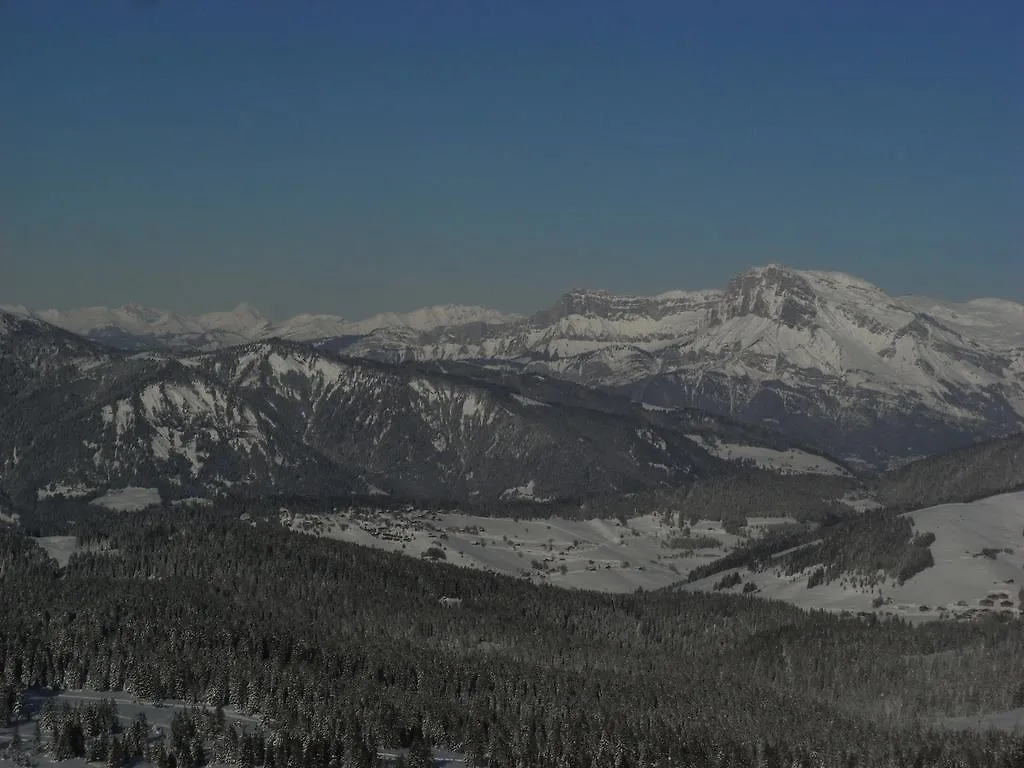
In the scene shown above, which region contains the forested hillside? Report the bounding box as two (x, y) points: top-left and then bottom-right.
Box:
(2, 508), (1024, 767)
(685, 509), (936, 589)
(878, 432), (1024, 510)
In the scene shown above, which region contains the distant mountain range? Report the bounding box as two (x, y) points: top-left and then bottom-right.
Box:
(0, 301), (519, 351)
(4, 264), (1023, 485)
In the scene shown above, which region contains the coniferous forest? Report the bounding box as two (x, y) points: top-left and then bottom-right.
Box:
(3, 506), (1024, 767)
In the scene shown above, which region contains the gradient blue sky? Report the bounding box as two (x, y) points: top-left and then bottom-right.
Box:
(2, 1), (1021, 320)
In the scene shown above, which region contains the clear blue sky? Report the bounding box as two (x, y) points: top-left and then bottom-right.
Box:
(1, 1), (1021, 319)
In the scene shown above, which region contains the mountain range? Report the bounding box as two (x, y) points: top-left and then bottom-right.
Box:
(0, 300), (519, 351)
(6, 308), (837, 508)
(331, 265), (1024, 469)
(3, 264), (1023, 506)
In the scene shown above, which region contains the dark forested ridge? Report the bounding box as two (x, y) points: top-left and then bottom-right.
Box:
(3, 508), (1024, 767)
(877, 431), (1024, 510)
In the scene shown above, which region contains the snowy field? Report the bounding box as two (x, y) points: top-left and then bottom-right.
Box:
(30, 537), (120, 568)
(687, 436), (850, 476)
(31, 690), (259, 733)
(36, 483), (92, 500)
(936, 707), (1024, 734)
(379, 748), (466, 766)
(684, 491), (1024, 622)
(89, 487), (161, 512)
(284, 509), (762, 593)
(32, 536), (79, 567)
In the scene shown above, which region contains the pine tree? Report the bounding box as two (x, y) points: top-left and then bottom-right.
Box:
(107, 737), (125, 768)
(407, 737), (434, 768)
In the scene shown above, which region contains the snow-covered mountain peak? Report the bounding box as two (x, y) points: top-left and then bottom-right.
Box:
(271, 312), (350, 341)
(716, 264), (910, 333)
(731, 264), (888, 299)
(340, 304), (519, 335)
(122, 301), (156, 317)
(4, 302), (273, 350)
(197, 303), (269, 336)
(899, 295), (1024, 351)
(966, 297), (1024, 313)
(6, 263), (1024, 470)
(800, 268), (888, 295)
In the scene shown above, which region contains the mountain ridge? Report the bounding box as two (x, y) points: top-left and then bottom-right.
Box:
(6, 264), (1024, 469)
(327, 265), (1024, 468)
(5, 315), (843, 507)
(1, 301), (522, 349)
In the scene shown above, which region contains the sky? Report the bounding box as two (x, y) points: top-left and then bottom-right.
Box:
(1, 1), (1021, 320)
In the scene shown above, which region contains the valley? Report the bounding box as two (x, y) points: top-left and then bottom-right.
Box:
(282, 508), (754, 593)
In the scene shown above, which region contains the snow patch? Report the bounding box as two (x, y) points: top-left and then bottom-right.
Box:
(461, 393), (486, 418)
(32, 536), (79, 567)
(690, 437), (848, 476)
(37, 483), (93, 499)
(501, 480), (539, 500)
(512, 393), (548, 407)
(90, 487), (161, 512)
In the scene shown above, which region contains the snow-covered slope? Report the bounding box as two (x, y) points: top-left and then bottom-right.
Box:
(685, 491), (1024, 621)
(339, 304), (519, 335)
(900, 295), (1024, 351)
(686, 435), (850, 477)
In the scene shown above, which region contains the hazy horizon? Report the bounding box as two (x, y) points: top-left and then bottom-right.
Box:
(6, 260), (1024, 326)
(3, 1), (1021, 319)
